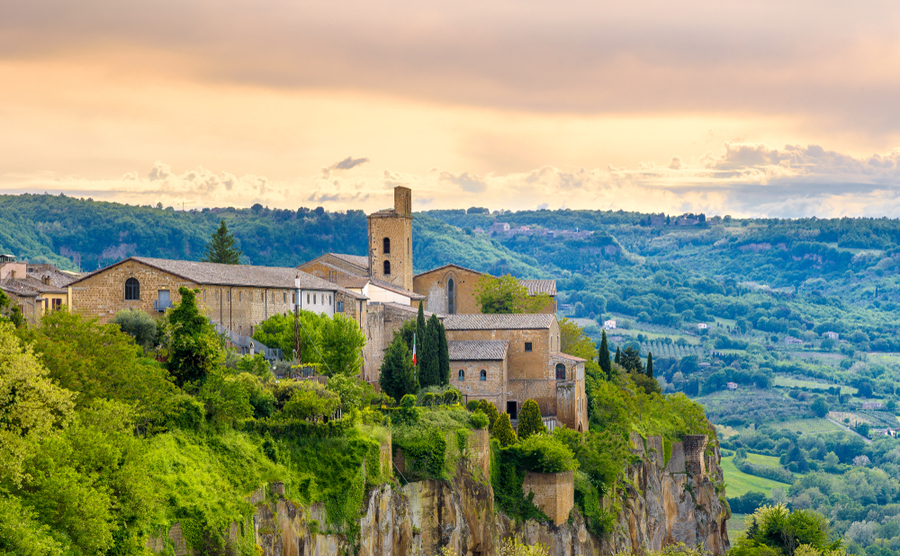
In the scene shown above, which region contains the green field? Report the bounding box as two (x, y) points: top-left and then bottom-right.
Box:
(727, 513), (748, 544)
(744, 452), (783, 468)
(773, 375), (857, 394)
(773, 418), (842, 434)
(721, 455), (789, 497)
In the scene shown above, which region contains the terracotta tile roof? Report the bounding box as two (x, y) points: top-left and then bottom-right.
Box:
(443, 313), (555, 330)
(520, 279), (557, 296)
(414, 263), (484, 278)
(551, 352), (587, 362)
(328, 253), (369, 270)
(367, 277), (426, 300)
(1, 276), (66, 295)
(383, 302), (436, 317)
(448, 340), (509, 361)
(331, 274), (371, 289)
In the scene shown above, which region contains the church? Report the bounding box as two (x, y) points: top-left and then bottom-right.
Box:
(299, 186), (588, 432)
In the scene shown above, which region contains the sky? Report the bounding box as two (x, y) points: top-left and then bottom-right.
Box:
(2, 0), (900, 218)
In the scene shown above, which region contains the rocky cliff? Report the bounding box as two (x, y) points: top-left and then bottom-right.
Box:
(151, 433), (730, 556)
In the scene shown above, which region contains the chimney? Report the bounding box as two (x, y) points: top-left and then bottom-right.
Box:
(9, 270), (15, 280)
(43, 275), (51, 286)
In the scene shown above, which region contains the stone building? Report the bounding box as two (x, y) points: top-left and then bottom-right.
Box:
(67, 257), (365, 336)
(413, 263), (556, 315)
(443, 313), (588, 432)
(0, 257), (77, 325)
(368, 186), (414, 292)
(448, 339), (509, 409)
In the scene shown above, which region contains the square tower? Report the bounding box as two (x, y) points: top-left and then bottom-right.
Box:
(368, 187), (414, 291)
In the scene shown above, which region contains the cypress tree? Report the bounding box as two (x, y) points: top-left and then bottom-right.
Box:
(615, 346), (621, 365)
(437, 320), (450, 386)
(203, 220), (242, 264)
(646, 352), (654, 379)
(421, 314), (441, 387)
(492, 413), (518, 447)
(379, 336), (418, 402)
(477, 399), (499, 431)
(416, 302), (426, 363)
(517, 399), (546, 441)
(620, 346), (644, 374)
(598, 330), (612, 380)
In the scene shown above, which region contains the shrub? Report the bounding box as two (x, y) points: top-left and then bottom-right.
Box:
(517, 399), (546, 441)
(492, 414), (518, 447)
(110, 309), (158, 350)
(514, 434), (577, 473)
(471, 410), (490, 430)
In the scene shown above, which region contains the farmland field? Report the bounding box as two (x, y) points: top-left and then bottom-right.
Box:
(773, 376), (857, 394)
(721, 455), (788, 497)
(774, 418), (842, 434)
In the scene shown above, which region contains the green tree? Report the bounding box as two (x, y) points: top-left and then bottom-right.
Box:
(620, 346), (644, 374)
(379, 336), (418, 401)
(646, 352), (654, 379)
(416, 302), (426, 367)
(0, 289), (24, 328)
(811, 396), (829, 418)
(517, 399), (546, 441)
(477, 399), (500, 430)
(420, 314), (441, 387)
(733, 505), (840, 556)
(492, 412), (518, 447)
(165, 287), (222, 388)
(438, 320), (450, 386)
(203, 219), (242, 264)
(475, 274), (551, 314)
(598, 331), (612, 380)
(614, 347), (621, 365)
(319, 313), (366, 376)
(110, 308), (158, 350)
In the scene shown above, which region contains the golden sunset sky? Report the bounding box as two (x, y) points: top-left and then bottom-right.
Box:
(2, 0), (900, 217)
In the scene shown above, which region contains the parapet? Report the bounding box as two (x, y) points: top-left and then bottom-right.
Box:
(522, 470), (575, 526)
(683, 435), (708, 478)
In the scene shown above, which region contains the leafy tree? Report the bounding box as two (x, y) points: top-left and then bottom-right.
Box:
(811, 396), (829, 418)
(598, 330), (612, 380)
(379, 335), (418, 401)
(319, 313), (366, 376)
(165, 287), (223, 388)
(0, 289), (24, 328)
(203, 219), (242, 264)
(197, 369), (254, 428)
(280, 381), (341, 421)
(475, 274), (552, 314)
(560, 318), (597, 360)
(732, 505), (840, 556)
(492, 412), (518, 447)
(110, 308), (158, 350)
(646, 352), (654, 379)
(517, 399), (546, 441)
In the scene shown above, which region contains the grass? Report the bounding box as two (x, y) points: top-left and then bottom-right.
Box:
(774, 418), (842, 434)
(721, 455), (789, 498)
(829, 411), (871, 427)
(773, 375), (857, 394)
(744, 452), (783, 468)
(727, 513), (748, 544)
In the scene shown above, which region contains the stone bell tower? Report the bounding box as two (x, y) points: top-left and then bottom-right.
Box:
(368, 186), (413, 291)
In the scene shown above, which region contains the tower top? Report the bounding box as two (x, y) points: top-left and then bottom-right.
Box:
(393, 186), (411, 216)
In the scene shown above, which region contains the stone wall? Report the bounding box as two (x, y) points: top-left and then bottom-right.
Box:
(413, 265), (483, 315)
(368, 188), (414, 292)
(522, 470), (575, 526)
(449, 358), (507, 411)
(683, 435), (708, 478)
(445, 327), (554, 382)
(468, 429), (491, 479)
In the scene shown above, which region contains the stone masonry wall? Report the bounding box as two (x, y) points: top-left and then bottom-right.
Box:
(449, 358), (507, 411)
(522, 470), (575, 526)
(445, 327), (552, 381)
(368, 213), (413, 293)
(413, 266), (483, 315)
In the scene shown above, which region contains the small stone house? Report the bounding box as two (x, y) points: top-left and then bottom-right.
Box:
(449, 339), (509, 409)
(0, 258), (77, 325)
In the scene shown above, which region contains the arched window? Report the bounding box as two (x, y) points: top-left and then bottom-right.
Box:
(458, 369), (465, 381)
(555, 363), (566, 380)
(383, 237), (391, 254)
(448, 278), (456, 314)
(124, 278), (140, 300)
(480, 369), (487, 381)
(383, 260), (391, 275)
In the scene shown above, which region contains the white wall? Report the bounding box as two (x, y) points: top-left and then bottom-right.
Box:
(297, 289), (335, 316)
(362, 283), (411, 305)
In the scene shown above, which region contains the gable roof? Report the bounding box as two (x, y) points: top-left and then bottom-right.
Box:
(414, 263), (484, 278)
(367, 277), (426, 300)
(71, 257), (349, 292)
(329, 253), (369, 269)
(551, 352), (587, 362)
(448, 340), (509, 361)
(520, 279), (557, 296)
(443, 313), (555, 331)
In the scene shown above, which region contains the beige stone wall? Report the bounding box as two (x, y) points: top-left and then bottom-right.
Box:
(69, 260), (197, 322)
(522, 470), (574, 526)
(413, 267), (483, 314)
(69, 260), (293, 335)
(445, 327), (551, 381)
(363, 305), (386, 383)
(449, 358), (507, 411)
(468, 428), (491, 479)
(368, 213), (413, 293)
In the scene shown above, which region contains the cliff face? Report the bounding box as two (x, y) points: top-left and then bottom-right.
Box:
(152, 434), (730, 556)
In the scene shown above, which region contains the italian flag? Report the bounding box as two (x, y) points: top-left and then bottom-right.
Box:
(412, 333), (417, 365)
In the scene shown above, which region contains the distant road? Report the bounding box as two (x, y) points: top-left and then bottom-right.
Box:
(826, 417), (873, 444)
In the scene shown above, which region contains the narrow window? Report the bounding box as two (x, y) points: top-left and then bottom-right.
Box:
(292, 292), (296, 304)
(283, 293), (287, 303)
(313, 293), (317, 304)
(525, 342), (533, 352)
(480, 369), (487, 381)
(383, 237), (391, 254)
(239, 291), (242, 302)
(329, 294), (332, 304)
(556, 363), (566, 380)
(216, 290), (219, 301)
(203, 290), (207, 301)
(307, 293), (310, 304)
(227, 291), (231, 301)
(458, 370), (465, 381)
(337, 301), (344, 312)
(448, 278), (456, 314)
(383, 260), (391, 275)
(124, 278), (140, 300)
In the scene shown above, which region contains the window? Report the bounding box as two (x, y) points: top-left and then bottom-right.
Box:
(239, 291), (242, 301)
(283, 293), (287, 303)
(480, 369), (487, 381)
(448, 278), (456, 314)
(329, 294), (332, 304)
(313, 293), (317, 304)
(307, 293), (310, 304)
(216, 290), (219, 301)
(227, 291), (231, 301)
(52, 298), (62, 311)
(524, 342), (532, 352)
(336, 301), (345, 312)
(203, 290), (207, 301)
(292, 292), (296, 304)
(124, 278), (140, 300)
(383, 237), (391, 254)
(556, 363), (566, 380)
(383, 260), (391, 275)
(458, 370), (465, 381)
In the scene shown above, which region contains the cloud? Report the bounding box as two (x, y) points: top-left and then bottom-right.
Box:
(439, 171), (487, 193)
(332, 156), (369, 170)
